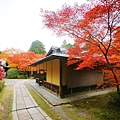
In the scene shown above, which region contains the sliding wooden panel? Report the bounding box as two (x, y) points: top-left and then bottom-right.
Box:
(36, 65), (39, 71)
(52, 59), (60, 86)
(43, 62), (47, 70)
(46, 61), (52, 83)
(39, 63), (44, 70)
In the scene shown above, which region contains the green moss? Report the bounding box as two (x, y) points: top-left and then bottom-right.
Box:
(25, 84), (63, 120)
(0, 79), (5, 92)
(69, 91), (120, 120)
(28, 90), (62, 120)
(0, 86), (14, 120)
(25, 83), (120, 120)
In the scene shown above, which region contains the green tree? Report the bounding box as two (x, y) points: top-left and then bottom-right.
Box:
(61, 40), (73, 49)
(29, 40), (46, 54)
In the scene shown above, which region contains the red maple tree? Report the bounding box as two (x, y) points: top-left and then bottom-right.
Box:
(41, 0), (120, 94)
(7, 51), (45, 71)
(0, 61), (4, 80)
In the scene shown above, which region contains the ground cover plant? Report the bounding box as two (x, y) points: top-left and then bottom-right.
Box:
(62, 91), (120, 120)
(0, 79), (5, 92)
(25, 82), (120, 120)
(0, 86), (13, 120)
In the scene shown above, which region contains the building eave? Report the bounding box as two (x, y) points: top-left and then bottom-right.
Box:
(29, 53), (68, 66)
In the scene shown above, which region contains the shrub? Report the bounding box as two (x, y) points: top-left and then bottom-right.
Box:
(0, 79), (5, 92)
(17, 74), (28, 79)
(18, 71), (24, 75)
(7, 68), (18, 79)
(17, 71), (28, 79)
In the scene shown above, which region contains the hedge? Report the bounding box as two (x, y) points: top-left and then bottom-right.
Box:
(17, 74), (28, 79)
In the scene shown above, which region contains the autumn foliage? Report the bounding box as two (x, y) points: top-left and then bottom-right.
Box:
(7, 51), (45, 71)
(41, 0), (120, 94)
(0, 48), (23, 64)
(0, 48), (45, 71)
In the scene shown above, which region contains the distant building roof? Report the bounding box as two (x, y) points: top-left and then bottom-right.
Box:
(30, 46), (68, 66)
(46, 46), (68, 56)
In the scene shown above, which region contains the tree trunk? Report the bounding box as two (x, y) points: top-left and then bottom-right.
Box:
(111, 69), (120, 95)
(104, 55), (120, 95)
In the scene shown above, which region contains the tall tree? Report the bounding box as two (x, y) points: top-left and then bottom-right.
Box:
(61, 40), (73, 49)
(7, 51), (45, 70)
(0, 48), (23, 67)
(0, 48), (22, 60)
(41, 0), (120, 94)
(0, 51), (8, 61)
(29, 40), (46, 54)
(3, 48), (23, 56)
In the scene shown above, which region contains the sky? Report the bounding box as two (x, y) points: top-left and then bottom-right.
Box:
(0, 0), (85, 52)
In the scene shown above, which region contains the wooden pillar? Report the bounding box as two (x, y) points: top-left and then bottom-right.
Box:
(51, 61), (53, 91)
(60, 58), (63, 98)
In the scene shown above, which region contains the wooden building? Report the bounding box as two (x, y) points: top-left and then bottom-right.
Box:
(30, 47), (103, 98)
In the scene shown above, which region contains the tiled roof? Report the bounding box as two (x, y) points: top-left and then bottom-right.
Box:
(30, 46), (68, 66)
